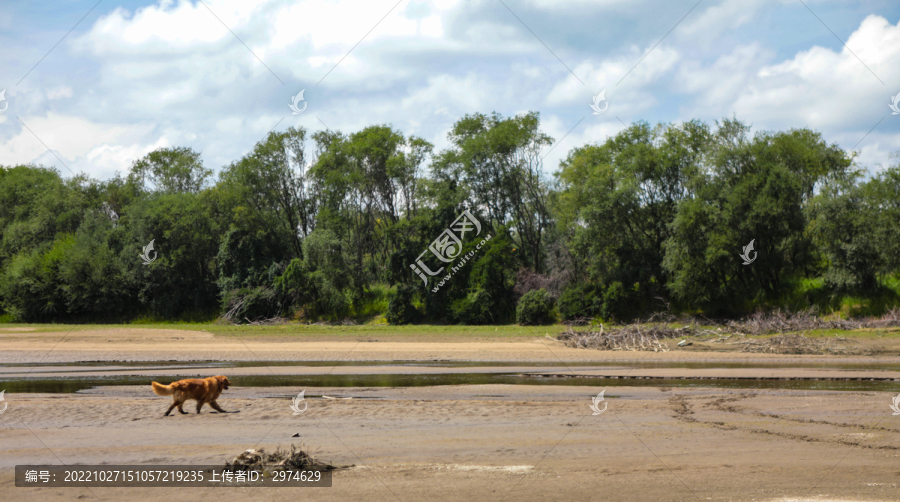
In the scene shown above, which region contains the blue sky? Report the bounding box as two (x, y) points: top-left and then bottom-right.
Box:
(2, 0), (900, 181)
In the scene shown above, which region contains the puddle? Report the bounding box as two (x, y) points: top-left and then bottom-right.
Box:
(4, 359), (900, 371)
(2, 372), (898, 394)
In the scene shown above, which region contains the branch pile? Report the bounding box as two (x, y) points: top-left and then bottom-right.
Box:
(557, 314), (695, 352)
(725, 308), (900, 335)
(225, 445), (345, 472)
(556, 308), (899, 354)
(735, 333), (861, 355)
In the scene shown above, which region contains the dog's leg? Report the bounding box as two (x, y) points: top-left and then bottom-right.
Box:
(177, 400), (187, 414)
(210, 400), (227, 413)
(165, 403), (177, 416)
(196, 401), (205, 414)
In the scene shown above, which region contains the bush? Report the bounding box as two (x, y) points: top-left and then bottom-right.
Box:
(430, 231), (517, 324)
(219, 286), (281, 323)
(599, 281), (637, 322)
(450, 288), (499, 325)
(557, 283), (598, 321)
(386, 285), (419, 325)
(516, 288), (556, 325)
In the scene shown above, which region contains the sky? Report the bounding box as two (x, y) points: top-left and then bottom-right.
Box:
(1, 0), (900, 182)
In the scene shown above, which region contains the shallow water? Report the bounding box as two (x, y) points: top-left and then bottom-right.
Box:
(3, 359), (900, 370)
(1, 371), (897, 394)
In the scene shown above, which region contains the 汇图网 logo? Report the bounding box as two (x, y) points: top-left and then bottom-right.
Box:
(589, 390), (607, 415)
(290, 390), (307, 415)
(590, 90), (608, 114)
(139, 239), (157, 265)
(289, 90), (307, 115)
(890, 393), (900, 415)
(411, 209), (486, 290)
(739, 239), (757, 265)
(889, 91), (900, 115)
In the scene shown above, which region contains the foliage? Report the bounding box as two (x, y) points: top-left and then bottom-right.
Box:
(662, 120), (850, 315)
(557, 283), (599, 321)
(555, 120), (707, 319)
(386, 285), (419, 325)
(1, 114), (898, 323)
(515, 288), (556, 325)
(128, 147), (212, 194)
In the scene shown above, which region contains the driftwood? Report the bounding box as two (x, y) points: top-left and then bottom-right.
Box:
(557, 314), (693, 352)
(556, 308), (899, 354)
(310, 318), (358, 326)
(242, 317), (289, 326)
(735, 333), (862, 355)
(723, 307), (900, 335)
(226, 444), (346, 472)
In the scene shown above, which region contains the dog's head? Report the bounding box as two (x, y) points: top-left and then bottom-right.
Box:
(216, 375), (231, 391)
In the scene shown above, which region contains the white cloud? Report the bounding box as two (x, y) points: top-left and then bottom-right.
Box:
(3, 0), (900, 181)
(0, 113), (156, 176)
(538, 114), (626, 174)
(671, 14), (900, 171)
(676, 0), (771, 46)
(546, 45), (679, 118)
(46, 86), (74, 100)
(74, 0), (261, 55)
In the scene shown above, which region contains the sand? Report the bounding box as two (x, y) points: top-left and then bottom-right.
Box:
(2, 327), (900, 502)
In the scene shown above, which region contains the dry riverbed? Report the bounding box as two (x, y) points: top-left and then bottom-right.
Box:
(1, 326), (899, 502)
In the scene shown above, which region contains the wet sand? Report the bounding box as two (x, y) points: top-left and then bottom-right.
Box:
(2, 327), (899, 501)
(1, 327), (897, 364)
(3, 386), (900, 502)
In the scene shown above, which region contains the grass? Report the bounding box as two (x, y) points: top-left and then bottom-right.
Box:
(4, 320), (900, 343)
(776, 275), (900, 319)
(0, 321), (565, 341)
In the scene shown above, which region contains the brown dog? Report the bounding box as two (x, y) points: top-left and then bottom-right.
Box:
(151, 376), (231, 416)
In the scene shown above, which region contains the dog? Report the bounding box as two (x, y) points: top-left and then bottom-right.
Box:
(151, 376), (231, 416)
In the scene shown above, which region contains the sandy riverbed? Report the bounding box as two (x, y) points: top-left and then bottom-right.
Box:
(2, 327), (899, 502)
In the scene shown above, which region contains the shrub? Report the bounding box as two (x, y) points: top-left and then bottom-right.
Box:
(557, 283), (598, 321)
(516, 288), (556, 325)
(386, 285), (419, 325)
(450, 288), (499, 325)
(599, 281), (635, 322)
(219, 286), (281, 323)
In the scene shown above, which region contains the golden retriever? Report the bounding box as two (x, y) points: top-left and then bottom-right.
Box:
(151, 376), (231, 416)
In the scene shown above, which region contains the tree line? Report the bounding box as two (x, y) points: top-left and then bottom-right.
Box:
(2, 113), (899, 324)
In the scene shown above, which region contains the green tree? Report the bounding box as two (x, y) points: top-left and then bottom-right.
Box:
(663, 119), (851, 313)
(0, 165), (87, 266)
(218, 128), (314, 258)
(128, 147), (212, 194)
(57, 209), (130, 316)
(863, 161), (900, 275)
(124, 193), (220, 318)
(310, 126), (432, 296)
(807, 171), (879, 293)
(436, 112), (554, 272)
(554, 120), (708, 319)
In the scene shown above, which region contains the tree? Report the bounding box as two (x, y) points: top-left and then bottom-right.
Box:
(124, 193), (220, 318)
(662, 119), (845, 313)
(310, 126), (432, 296)
(128, 147), (212, 194)
(554, 120), (708, 319)
(0, 165), (87, 266)
(218, 127), (314, 259)
(862, 161), (900, 275)
(436, 112), (554, 272)
(807, 172), (879, 293)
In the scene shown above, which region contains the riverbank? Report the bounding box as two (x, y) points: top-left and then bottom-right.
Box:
(2, 325), (899, 501)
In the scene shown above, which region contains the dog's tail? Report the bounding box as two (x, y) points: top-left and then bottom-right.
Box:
(151, 381), (174, 396)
